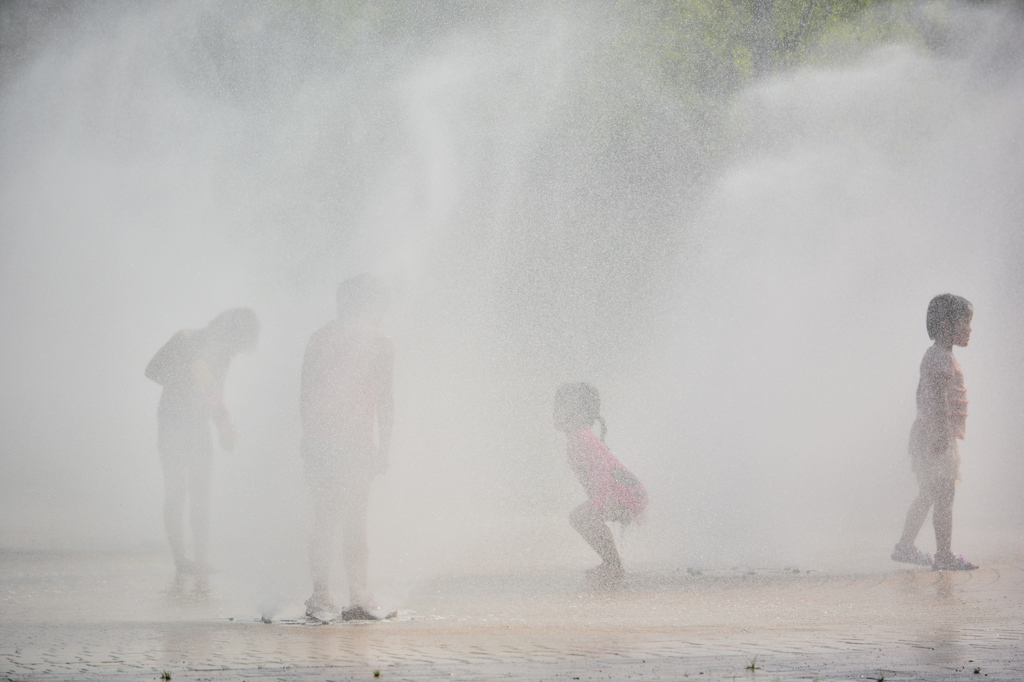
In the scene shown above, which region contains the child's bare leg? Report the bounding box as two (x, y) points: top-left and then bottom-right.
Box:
(931, 478), (956, 557)
(570, 503), (621, 568)
(162, 458), (189, 570)
(188, 457), (212, 569)
(897, 487), (933, 550)
(341, 476), (372, 606)
(309, 483), (342, 602)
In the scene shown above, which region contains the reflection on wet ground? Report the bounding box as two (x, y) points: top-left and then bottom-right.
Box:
(2, 550), (1022, 680)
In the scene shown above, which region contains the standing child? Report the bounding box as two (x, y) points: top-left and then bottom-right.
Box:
(301, 275), (393, 621)
(892, 294), (977, 571)
(145, 308), (260, 575)
(554, 382), (647, 584)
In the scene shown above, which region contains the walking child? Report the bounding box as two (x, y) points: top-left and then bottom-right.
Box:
(146, 307), (260, 575)
(554, 382), (647, 584)
(892, 294), (977, 571)
(301, 275), (394, 620)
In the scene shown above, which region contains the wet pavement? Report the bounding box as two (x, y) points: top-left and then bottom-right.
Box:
(2, 550), (1022, 681)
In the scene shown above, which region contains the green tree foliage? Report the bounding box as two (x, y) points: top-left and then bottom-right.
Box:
(622, 0), (956, 101)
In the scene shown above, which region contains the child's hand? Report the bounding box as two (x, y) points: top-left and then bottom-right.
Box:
(212, 406), (237, 452)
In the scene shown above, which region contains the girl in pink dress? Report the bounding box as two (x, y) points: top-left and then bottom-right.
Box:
(554, 383), (647, 583)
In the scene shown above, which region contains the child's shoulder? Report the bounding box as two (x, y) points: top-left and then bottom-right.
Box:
(571, 426), (595, 439)
(308, 321), (392, 352)
(569, 427), (605, 451)
(165, 328), (199, 353)
(921, 343), (955, 373)
(308, 320), (354, 343)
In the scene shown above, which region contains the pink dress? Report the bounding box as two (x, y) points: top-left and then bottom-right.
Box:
(567, 427), (648, 521)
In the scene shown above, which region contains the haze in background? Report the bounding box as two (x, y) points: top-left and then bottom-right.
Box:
(1, 1), (1022, 605)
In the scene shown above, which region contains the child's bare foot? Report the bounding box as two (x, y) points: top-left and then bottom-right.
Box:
(891, 543), (932, 566)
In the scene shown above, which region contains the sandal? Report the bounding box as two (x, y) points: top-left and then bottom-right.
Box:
(341, 605), (381, 621)
(891, 544), (932, 566)
(933, 553), (978, 571)
(305, 594), (338, 622)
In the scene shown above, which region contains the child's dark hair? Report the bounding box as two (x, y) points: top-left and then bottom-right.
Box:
(208, 307), (260, 352)
(554, 382), (607, 441)
(337, 274), (390, 321)
(926, 294), (973, 340)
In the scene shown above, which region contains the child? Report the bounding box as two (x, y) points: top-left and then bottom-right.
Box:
(892, 294), (977, 571)
(301, 275), (393, 621)
(145, 307), (260, 575)
(554, 382), (647, 583)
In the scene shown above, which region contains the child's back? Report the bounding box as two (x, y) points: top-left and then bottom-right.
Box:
(567, 426), (647, 523)
(301, 319), (393, 455)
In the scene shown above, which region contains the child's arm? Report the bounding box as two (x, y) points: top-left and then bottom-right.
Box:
(921, 351), (958, 445)
(569, 438), (601, 500)
(191, 358), (236, 450)
(947, 357), (968, 440)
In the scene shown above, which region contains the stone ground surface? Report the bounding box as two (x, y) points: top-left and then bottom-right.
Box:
(2, 550), (1022, 681)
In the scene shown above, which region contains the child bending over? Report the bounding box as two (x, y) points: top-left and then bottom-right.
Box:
(146, 308), (260, 574)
